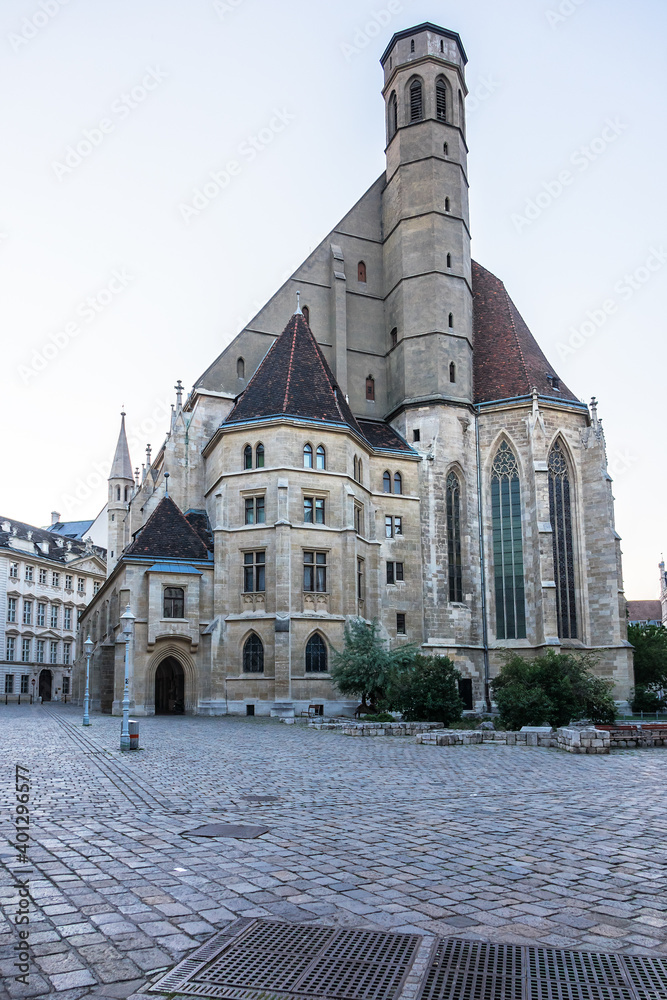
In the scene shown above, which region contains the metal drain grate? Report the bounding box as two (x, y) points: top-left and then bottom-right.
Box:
(184, 823), (269, 839)
(418, 938), (522, 1000)
(526, 947), (635, 1000)
(621, 956), (667, 1000)
(149, 918), (421, 1000)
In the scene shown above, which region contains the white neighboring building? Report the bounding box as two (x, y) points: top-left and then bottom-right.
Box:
(0, 516), (106, 701)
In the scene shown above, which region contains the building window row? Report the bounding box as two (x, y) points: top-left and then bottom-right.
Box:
(5, 637), (70, 664)
(7, 599), (74, 631)
(241, 631), (328, 674)
(7, 564), (86, 590)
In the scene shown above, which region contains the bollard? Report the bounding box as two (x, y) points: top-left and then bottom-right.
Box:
(128, 720), (140, 750)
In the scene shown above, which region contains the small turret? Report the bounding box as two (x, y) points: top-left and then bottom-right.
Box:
(107, 411), (134, 575)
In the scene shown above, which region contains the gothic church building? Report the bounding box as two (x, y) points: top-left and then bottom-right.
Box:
(76, 23), (633, 716)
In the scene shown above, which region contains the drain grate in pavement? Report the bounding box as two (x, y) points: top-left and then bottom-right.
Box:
(185, 823), (269, 839)
(419, 937), (522, 1000)
(526, 947), (635, 1000)
(620, 956), (667, 1000)
(243, 794), (279, 803)
(149, 917), (421, 999)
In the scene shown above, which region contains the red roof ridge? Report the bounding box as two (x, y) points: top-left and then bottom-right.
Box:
(282, 315), (299, 413)
(502, 280), (530, 390)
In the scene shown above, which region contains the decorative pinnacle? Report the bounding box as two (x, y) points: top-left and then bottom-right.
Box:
(295, 290), (302, 315)
(175, 380), (183, 407)
(164, 471), (170, 497)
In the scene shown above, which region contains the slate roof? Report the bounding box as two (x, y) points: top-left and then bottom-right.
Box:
(224, 312), (363, 435)
(124, 497), (211, 561)
(49, 519), (94, 540)
(472, 261), (579, 405)
(627, 600), (662, 624)
(357, 420), (415, 453)
(184, 509), (214, 553)
(0, 516), (106, 564)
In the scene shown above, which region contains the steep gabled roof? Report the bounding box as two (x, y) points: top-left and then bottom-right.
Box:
(224, 312), (363, 434)
(357, 420), (415, 454)
(124, 496), (211, 561)
(109, 412), (134, 481)
(472, 261), (579, 405)
(627, 600), (662, 623)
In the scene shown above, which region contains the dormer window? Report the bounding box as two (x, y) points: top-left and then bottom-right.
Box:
(365, 376), (375, 401)
(546, 374), (561, 391)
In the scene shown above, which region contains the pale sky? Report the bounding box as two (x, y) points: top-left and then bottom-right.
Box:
(1, 0), (665, 598)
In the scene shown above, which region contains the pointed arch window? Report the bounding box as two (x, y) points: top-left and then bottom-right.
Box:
(448, 313), (454, 328)
(449, 362), (456, 383)
(390, 327), (398, 348)
(366, 375), (375, 401)
(458, 90), (465, 135)
(301, 305), (310, 325)
(548, 440), (577, 638)
(316, 445), (326, 470)
(256, 443), (265, 468)
(237, 357), (245, 378)
(409, 79), (423, 122)
(303, 443), (313, 468)
(447, 472), (462, 602)
(410, 38), (415, 52)
(244, 445), (252, 470)
(393, 472), (402, 495)
(445, 197), (450, 212)
(357, 261), (367, 283)
(436, 79), (448, 121)
(116, 486), (121, 501)
(491, 442), (526, 639)
(243, 633), (264, 673)
(388, 91), (398, 140)
(383, 470), (391, 493)
(447, 253), (452, 268)
(305, 632), (328, 673)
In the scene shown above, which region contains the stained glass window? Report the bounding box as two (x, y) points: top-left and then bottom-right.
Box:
(548, 439), (577, 638)
(491, 442), (526, 639)
(446, 472), (462, 602)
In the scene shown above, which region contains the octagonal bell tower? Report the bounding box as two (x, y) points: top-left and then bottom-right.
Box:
(381, 24), (472, 414)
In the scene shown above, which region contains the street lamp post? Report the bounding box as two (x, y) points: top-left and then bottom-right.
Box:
(83, 636), (93, 726)
(119, 605), (135, 750)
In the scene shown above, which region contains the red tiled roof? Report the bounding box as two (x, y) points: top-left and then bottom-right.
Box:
(357, 420), (414, 453)
(225, 312), (362, 434)
(472, 261), (578, 405)
(125, 496), (211, 561)
(627, 600), (662, 623)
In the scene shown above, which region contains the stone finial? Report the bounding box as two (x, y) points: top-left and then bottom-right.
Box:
(175, 380), (183, 407)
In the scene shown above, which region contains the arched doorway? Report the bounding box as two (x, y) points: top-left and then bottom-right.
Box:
(155, 657), (185, 714)
(39, 669), (52, 702)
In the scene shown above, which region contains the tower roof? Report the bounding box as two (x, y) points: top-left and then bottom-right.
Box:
(380, 22), (467, 65)
(224, 312), (363, 434)
(472, 261), (579, 405)
(124, 496), (211, 561)
(109, 412), (133, 481)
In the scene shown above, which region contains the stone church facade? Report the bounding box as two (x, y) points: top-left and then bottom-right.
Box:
(74, 22), (633, 717)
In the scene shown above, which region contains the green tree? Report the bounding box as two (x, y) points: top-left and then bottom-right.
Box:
(386, 654), (464, 724)
(490, 650), (616, 730)
(330, 619), (414, 710)
(628, 625), (667, 712)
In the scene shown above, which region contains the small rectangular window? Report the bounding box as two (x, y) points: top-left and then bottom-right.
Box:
(39, 568), (47, 584)
(22, 601), (32, 625)
(6, 638), (15, 661)
(36, 640), (44, 663)
(386, 562), (395, 585)
(304, 551), (327, 593)
(25, 565), (34, 582)
(385, 516), (393, 539)
(396, 562), (404, 581)
(5, 674), (14, 694)
(50, 641), (58, 664)
(37, 603), (45, 627)
(65, 574), (72, 590)
(63, 643), (71, 666)
(20, 675), (29, 694)
(354, 504), (362, 535)
(164, 587), (185, 618)
(357, 558), (364, 599)
(245, 498), (255, 524)
(62, 675), (70, 694)
(52, 572), (59, 587)
(243, 552), (265, 592)
(315, 498), (325, 524)
(64, 608), (72, 630)
(21, 639), (31, 662)
(7, 598), (16, 623)
(397, 613), (406, 635)
(9, 562), (18, 578)
(412, 429), (420, 442)
(304, 497), (313, 523)
(77, 577), (85, 593)
(394, 516), (403, 536)
(50, 606), (59, 629)
(93, 581), (100, 595)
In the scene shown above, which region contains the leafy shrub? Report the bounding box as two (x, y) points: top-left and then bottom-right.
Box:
(386, 654), (464, 724)
(631, 684), (665, 713)
(359, 712), (395, 723)
(490, 651), (616, 730)
(330, 618), (415, 710)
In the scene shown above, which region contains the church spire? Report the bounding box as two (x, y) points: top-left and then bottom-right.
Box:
(109, 411), (133, 482)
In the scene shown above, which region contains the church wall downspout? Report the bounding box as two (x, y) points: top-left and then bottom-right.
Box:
(475, 407), (491, 712)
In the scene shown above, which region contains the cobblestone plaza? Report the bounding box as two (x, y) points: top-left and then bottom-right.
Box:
(1, 705), (667, 998)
